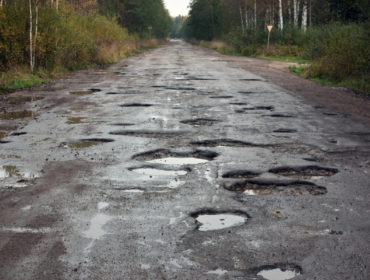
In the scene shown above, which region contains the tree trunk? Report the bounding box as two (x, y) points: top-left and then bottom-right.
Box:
(56, 0), (59, 11)
(239, 1), (245, 33)
(0, 0), (3, 8)
(244, 0), (248, 30)
(254, 0), (257, 31)
(288, 0), (292, 23)
(33, 0), (39, 68)
(278, 0), (283, 30)
(301, 0), (307, 31)
(29, 0), (34, 71)
(293, 0), (298, 27)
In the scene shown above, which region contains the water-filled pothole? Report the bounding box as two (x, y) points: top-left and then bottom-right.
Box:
(67, 138), (114, 149)
(120, 103), (153, 107)
(269, 166), (338, 178)
(254, 264), (302, 280)
(70, 90), (93, 95)
(273, 129), (297, 133)
(239, 78), (264, 81)
(165, 86), (196, 91)
(222, 170), (261, 179)
(264, 114), (295, 118)
(224, 180), (327, 196)
(88, 88), (102, 92)
(128, 165), (190, 176)
(66, 117), (86, 124)
(11, 132), (27, 136)
(230, 102), (248, 105)
(6, 96), (44, 104)
(110, 130), (190, 138)
(132, 149), (218, 165)
(0, 111), (37, 120)
(180, 118), (220, 126)
(111, 123), (135, 127)
(191, 139), (271, 148)
(191, 209), (250, 231)
(209, 96), (233, 99)
(241, 106), (274, 111)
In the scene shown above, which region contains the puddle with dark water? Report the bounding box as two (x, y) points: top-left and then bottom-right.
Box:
(254, 264), (302, 280)
(111, 123), (135, 127)
(273, 129), (297, 133)
(191, 209), (249, 231)
(224, 180), (327, 196)
(67, 138), (114, 149)
(242, 106), (274, 111)
(209, 96), (233, 99)
(10, 132), (27, 136)
(165, 86), (196, 91)
(222, 170), (261, 179)
(89, 88), (102, 92)
(230, 102), (248, 105)
(181, 118), (220, 126)
(120, 103), (153, 107)
(132, 149), (218, 164)
(0, 111), (37, 120)
(264, 114), (295, 118)
(110, 130), (190, 138)
(239, 78), (264, 81)
(67, 117), (86, 124)
(269, 166), (338, 178)
(70, 90), (94, 95)
(6, 96), (44, 104)
(191, 139), (272, 148)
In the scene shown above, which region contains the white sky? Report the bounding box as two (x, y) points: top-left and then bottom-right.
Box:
(163, 0), (191, 17)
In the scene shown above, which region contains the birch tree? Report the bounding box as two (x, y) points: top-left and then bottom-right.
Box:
(239, 0), (245, 33)
(293, 0), (300, 27)
(29, 0), (40, 71)
(253, 0), (256, 31)
(301, 0), (308, 31)
(278, 0), (283, 30)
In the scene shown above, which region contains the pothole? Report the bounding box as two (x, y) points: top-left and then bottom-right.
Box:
(273, 129), (297, 133)
(239, 78), (264, 81)
(268, 166), (338, 178)
(230, 102), (248, 105)
(180, 118), (221, 126)
(238, 91), (257, 94)
(6, 96), (44, 104)
(240, 106), (274, 111)
(10, 132), (27, 136)
(209, 96), (233, 99)
(128, 165), (190, 176)
(132, 149), (218, 165)
(110, 130), (190, 138)
(191, 139), (271, 148)
(222, 170), (261, 179)
(190, 209), (250, 231)
(120, 103), (153, 107)
(66, 117), (86, 124)
(70, 90), (93, 95)
(66, 138), (114, 149)
(224, 180), (327, 196)
(88, 88), (102, 92)
(264, 114), (295, 118)
(255, 264), (302, 280)
(0, 111), (37, 120)
(110, 123), (135, 127)
(165, 86), (196, 91)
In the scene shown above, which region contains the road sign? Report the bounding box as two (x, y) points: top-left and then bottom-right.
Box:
(267, 24), (273, 32)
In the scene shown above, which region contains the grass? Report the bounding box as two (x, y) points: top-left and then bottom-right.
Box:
(68, 140), (103, 149)
(289, 65), (370, 95)
(0, 131), (6, 139)
(258, 55), (309, 64)
(2, 165), (21, 177)
(0, 71), (47, 93)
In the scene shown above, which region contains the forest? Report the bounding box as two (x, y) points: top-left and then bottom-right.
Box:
(183, 0), (369, 93)
(0, 0), (171, 91)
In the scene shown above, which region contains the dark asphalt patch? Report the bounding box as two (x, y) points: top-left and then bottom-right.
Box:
(180, 118), (221, 126)
(132, 148), (219, 162)
(222, 170), (261, 179)
(223, 180), (327, 196)
(269, 166), (338, 178)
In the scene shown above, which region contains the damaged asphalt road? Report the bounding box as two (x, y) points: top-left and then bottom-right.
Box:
(0, 40), (369, 280)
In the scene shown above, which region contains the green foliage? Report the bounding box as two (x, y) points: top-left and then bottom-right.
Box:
(171, 16), (187, 38)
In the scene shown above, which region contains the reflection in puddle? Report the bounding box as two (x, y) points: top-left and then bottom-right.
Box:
(196, 214), (247, 231)
(132, 168), (187, 176)
(147, 157), (209, 165)
(122, 189), (144, 193)
(257, 268), (300, 280)
(83, 214), (113, 240)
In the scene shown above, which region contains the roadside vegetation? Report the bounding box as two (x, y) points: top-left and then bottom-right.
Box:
(182, 0), (370, 94)
(0, 0), (171, 93)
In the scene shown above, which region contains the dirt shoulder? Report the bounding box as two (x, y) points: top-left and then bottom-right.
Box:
(222, 55), (370, 128)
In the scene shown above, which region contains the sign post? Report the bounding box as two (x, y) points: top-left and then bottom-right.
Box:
(267, 24), (273, 52)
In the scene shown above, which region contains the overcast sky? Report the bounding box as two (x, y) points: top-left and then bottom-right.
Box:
(163, 0), (191, 17)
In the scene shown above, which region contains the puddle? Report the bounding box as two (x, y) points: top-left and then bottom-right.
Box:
(6, 96), (43, 104)
(165, 86), (196, 91)
(66, 117), (86, 124)
(264, 114), (294, 118)
(222, 170), (261, 179)
(67, 138), (114, 149)
(111, 123), (135, 127)
(269, 166), (338, 178)
(191, 139), (271, 148)
(255, 264), (302, 280)
(273, 129), (297, 133)
(0, 111), (37, 120)
(239, 78), (264, 81)
(83, 213), (113, 239)
(132, 149), (218, 164)
(70, 90), (94, 95)
(238, 91), (258, 94)
(120, 103), (153, 107)
(242, 106), (274, 111)
(10, 132), (27, 136)
(209, 96), (233, 99)
(110, 130), (190, 138)
(180, 118), (220, 126)
(88, 88), (102, 92)
(230, 102), (248, 105)
(224, 180), (327, 196)
(191, 210), (249, 231)
(129, 166), (189, 176)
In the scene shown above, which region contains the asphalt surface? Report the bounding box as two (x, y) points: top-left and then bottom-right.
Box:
(0, 40), (369, 280)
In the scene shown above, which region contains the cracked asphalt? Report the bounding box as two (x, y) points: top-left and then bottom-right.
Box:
(0, 40), (370, 280)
